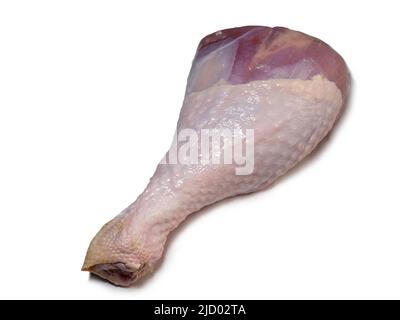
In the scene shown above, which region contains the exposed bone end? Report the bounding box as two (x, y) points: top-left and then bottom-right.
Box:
(82, 212), (151, 286)
(82, 262), (149, 287)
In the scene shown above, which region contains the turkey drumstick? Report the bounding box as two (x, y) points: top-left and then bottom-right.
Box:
(82, 26), (350, 286)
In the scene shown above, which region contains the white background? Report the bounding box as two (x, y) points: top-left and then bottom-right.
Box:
(0, 0), (399, 299)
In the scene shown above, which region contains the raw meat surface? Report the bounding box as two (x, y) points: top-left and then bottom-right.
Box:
(82, 26), (350, 286)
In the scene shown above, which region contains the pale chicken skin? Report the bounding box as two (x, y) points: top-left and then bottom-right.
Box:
(82, 26), (350, 286)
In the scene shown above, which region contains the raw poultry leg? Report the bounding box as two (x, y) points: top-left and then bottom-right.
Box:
(82, 26), (350, 286)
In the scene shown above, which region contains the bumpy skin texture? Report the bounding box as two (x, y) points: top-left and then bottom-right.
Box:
(82, 26), (350, 286)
